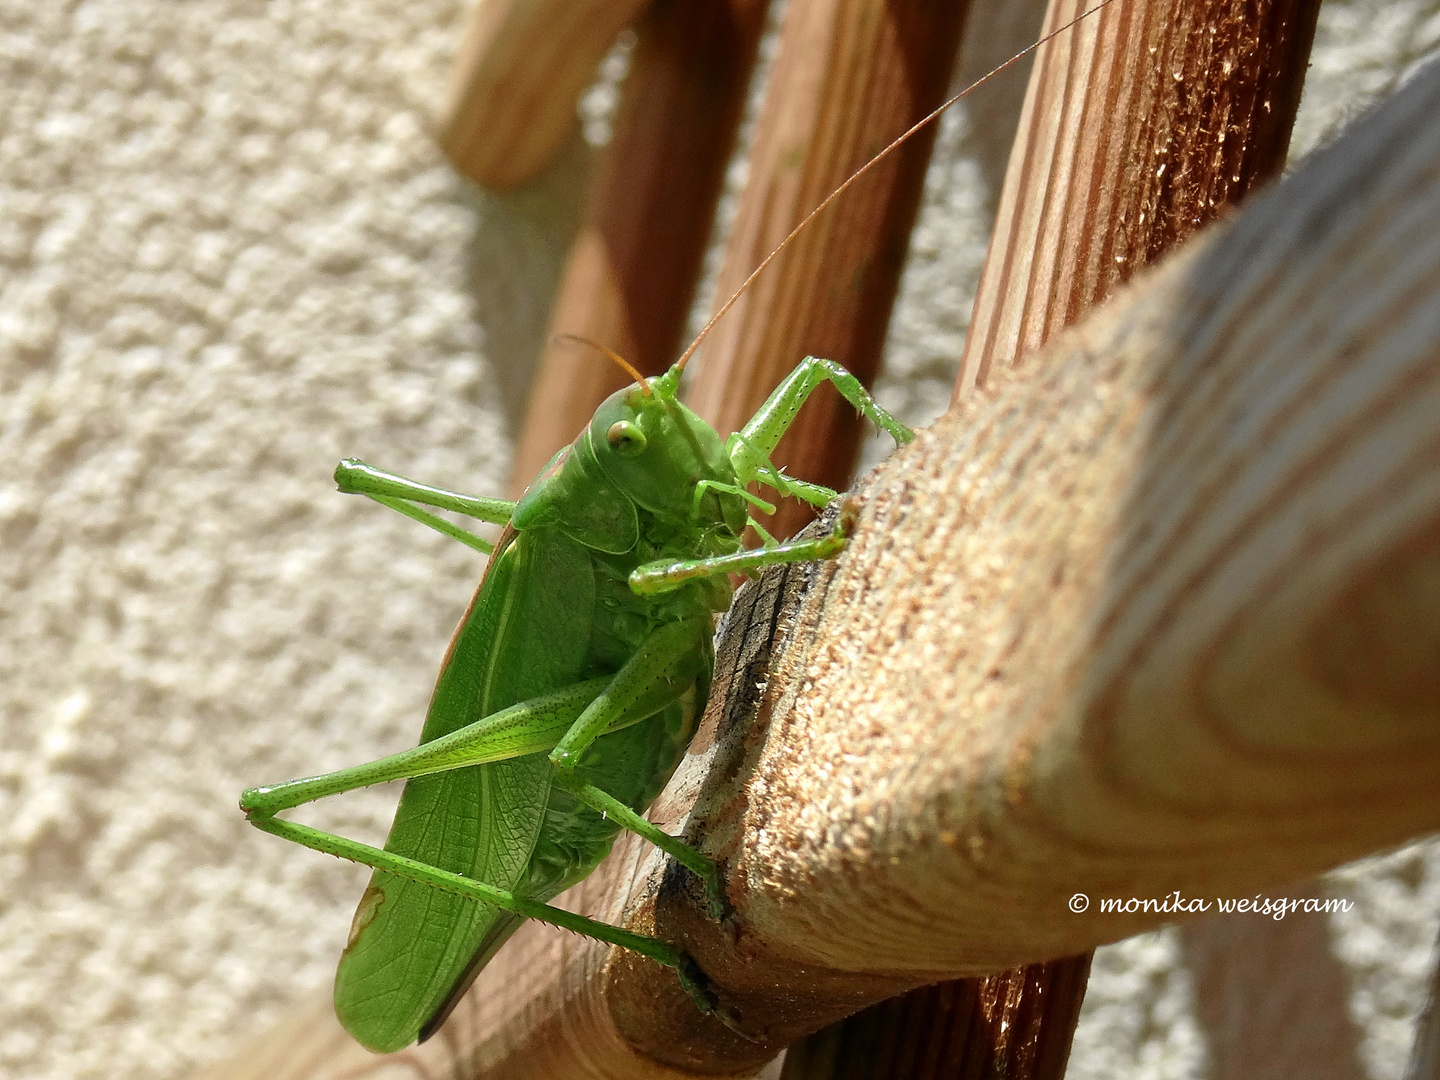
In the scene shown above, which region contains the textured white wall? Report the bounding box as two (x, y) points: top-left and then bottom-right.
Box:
(1, 2), (1437, 1079)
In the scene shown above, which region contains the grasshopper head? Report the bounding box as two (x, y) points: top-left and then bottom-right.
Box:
(587, 367), (748, 536)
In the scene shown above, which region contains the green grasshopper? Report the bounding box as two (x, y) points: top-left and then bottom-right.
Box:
(241, 2), (1119, 1051)
(241, 348), (913, 1052)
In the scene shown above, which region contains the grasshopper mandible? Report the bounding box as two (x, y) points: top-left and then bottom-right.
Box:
(241, 2), (1117, 1053)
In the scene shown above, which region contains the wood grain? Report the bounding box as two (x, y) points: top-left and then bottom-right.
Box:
(194, 66), (1440, 1066)
(684, 0), (972, 539)
(918, 0), (1323, 1073)
(438, 0), (648, 191)
(506, 0), (769, 493)
(779, 956), (1093, 1079)
(509, 60), (1440, 1075)
(959, 0), (1321, 393)
(684, 50), (1440, 984)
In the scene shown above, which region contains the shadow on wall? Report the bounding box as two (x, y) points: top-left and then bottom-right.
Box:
(460, 132), (592, 434)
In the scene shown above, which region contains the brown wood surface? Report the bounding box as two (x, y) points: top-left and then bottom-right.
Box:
(506, 0), (770, 494)
(193, 60), (1440, 1080)
(438, 0), (650, 191)
(780, 956), (1093, 1080)
(491, 63), (1440, 1075)
(959, 0), (1321, 393)
(868, 1), (1323, 1076)
(684, 0), (972, 539)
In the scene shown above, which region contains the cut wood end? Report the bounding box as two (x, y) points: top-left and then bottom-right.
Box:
(437, 0), (648, 190)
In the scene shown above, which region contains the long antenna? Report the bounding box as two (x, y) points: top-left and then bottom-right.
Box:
(554, 332), (652, 396)
(674, 0), (1123, 372)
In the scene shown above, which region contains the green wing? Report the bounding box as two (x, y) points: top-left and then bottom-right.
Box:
(333, 525), (595, 1053)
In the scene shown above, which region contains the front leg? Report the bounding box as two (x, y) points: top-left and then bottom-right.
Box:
(726, 356), (915, 494)
(629, 513), (852, 594)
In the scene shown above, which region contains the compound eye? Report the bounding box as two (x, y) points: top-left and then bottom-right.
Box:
(606, 420), (647, 456)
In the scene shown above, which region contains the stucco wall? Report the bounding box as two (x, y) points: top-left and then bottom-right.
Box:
(1, 1), (1437, 1078)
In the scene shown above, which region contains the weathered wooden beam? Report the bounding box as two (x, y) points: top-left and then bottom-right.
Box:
(475, 56), (1440, 1076)
(684, 0), (973, 539)
(922, 0), (1323, 1073)
(194, 39), (1440, 1080)
(506, 0), (769, 493)
(438, 0), (647, 191)
(679, 55), (1440, 985)
(959, 0), (1322, 391)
